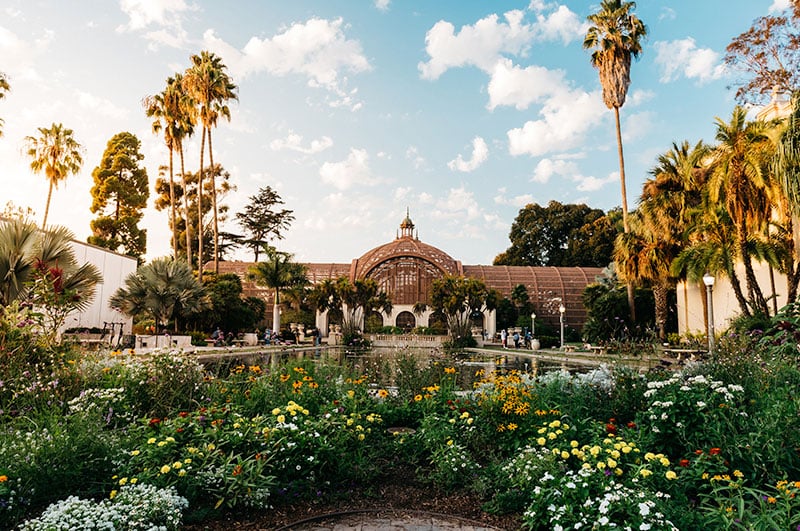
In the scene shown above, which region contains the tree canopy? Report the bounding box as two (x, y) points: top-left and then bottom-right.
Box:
(494, 201), (617, 267)
(88, 132), (149, 260)
(236, 186), (295, 262)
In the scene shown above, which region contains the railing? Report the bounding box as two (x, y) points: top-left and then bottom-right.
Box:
(368, 334), (447, 347)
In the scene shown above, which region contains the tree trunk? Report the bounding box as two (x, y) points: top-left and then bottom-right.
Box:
(179, 145), (192, 264)
(727, 264), (751, 317)
(197, 127), (206, 282)
(42, 180), (54, 229)
(169, 148), (177, 261)
(653, 283), (669, 341)
(208, 129), (219, 275)
(614, 106), (636, 322)
(737, 223), (768, 313)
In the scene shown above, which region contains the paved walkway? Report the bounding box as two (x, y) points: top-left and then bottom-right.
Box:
(276, 510), (506, 530)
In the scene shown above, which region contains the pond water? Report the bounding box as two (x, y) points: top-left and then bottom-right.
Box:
(199, 345), (599, 390)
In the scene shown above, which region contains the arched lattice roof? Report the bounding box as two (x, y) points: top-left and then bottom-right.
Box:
(352, 235), (463, 279)
(462, 265), (604, 328)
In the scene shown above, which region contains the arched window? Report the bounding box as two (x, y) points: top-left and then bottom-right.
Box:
(367, 257), (443, 305)
(365, 311), (384, 333)
(395, 311), (416, 332)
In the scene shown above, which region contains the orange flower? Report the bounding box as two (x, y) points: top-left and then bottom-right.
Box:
(709, 447), (722, 456)
(679, 459), (690, 467)
(0, 475), (8, 482)
(232, 465), (242, 477)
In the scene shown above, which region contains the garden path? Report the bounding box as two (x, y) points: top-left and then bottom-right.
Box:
(275, 509), (505, 530)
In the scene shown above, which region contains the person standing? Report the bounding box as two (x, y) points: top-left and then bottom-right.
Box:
(501, 328), (508, 349)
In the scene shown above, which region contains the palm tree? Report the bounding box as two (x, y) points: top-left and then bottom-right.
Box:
(24, 123), (84, 229)
(145, 75), (196, 263)
(0, 72), (10, 137)
(248, 247), (308, 334)
(773, 90), (800, 302)
(584, 0), (647, 320)
(183, 51), (238, 276)
(614, 141), (708, 339)
(0, 220), (101, 341)
(110, 257), (209, 333)
(708, 106), (775, 314)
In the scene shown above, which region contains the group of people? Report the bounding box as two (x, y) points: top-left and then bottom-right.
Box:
(499, 328), (533, 349)
(209, 326), (323, 347)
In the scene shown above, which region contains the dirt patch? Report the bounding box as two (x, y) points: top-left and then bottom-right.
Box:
(182, 469), (521, 530)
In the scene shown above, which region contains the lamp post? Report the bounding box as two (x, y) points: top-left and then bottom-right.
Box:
(559, 304), (565, 349)
(702, 273), (715, 355)
(530, 312), (536, 337)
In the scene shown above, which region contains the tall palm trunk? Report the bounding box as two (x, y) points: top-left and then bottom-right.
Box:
(727, 256), (751, 316)
(273, 288), (281, 334)
(179, 145), (192, 264)
(737, 223), (768, 313)
(42, 180), (54, 229)
(168, 148), (178, 260)
(208, 128), (219, 274)
(614, 106), (636, 322)
(197, 127), (206, 281)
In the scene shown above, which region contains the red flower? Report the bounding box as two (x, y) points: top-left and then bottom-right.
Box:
(679, 459), (690, 467)
(709, 447), (722, 456)
(178, 412), (189, 418)
(605, 423), (617, 434)
(626, 421), (636, 429)
(148, 418), (161, 427)
(695, 449), (704, 455)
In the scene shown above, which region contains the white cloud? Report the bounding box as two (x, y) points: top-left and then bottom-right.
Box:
(406, 145), (426, 170)
(494, 188), (534, 207)
(76, 90), (129, 120)
(116, 0), (192, 48)
(319, 148), (375, 190)
(654, 38), (727, 84)
(659, 7), (677, 21)
(270, 132), (333, 154)
(432, 187), (482, 220)
(0, 26), (51, 81)
(375, 0), (391, 11)
(487, 58), (567, 110)
(448, 137), (488, 172)
(529, 4), (587, 45)
(622, 111), (654, 142)
(507, 88), (607, 157)
(203, 18), (370, 110)
(393, 187), (411, 201)
(575, 173), (617, 192)
(418, 10), (534, 79)
(418, 192), (434, 204)
(531, 158), (578, 183)
(769, 0), (792, 12)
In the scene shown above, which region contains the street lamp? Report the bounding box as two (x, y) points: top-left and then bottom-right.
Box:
(559, 304), (566, 349)
(702, 273), (715, 355)
(530, 312), (536, 337)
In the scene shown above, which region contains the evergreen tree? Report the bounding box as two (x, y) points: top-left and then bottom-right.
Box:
(236, 186), (295, 262)
(88, 132), (149, 260)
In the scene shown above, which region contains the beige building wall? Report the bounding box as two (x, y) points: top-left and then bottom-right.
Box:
(676, 262), (788, 336)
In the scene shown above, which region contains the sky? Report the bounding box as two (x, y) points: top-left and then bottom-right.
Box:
(0, 0), (792, 266)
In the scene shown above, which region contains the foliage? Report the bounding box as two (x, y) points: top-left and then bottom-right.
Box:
(309, 276), (391, 338)
(581, 281), (656, 342)
(88, 132), (150, 260)
(6, 325), (800, 528)
(110, 257), (209, 333)
(23, 123), (84, 228)
(19, 484), (187, 531)
(248, 247), (308, 332)
(200, 273), (262, 332)
(428, 275), (497, 343)
(724, 4), (800, 105)
(493, 201), (616, 267)
(235, 186), (295, 262)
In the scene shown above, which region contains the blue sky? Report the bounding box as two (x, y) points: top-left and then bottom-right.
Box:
(0, 0), (791, 265)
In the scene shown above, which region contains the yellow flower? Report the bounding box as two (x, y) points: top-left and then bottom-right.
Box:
(447, 439), (454, 446)
(466, 418), (474, 425)
(147, 437), (157, 444)
(644, 452), (656, 461)
(507, 423), (518, 431)
(414, 394), (423, 402)
(660, 457), (670, 467)
(157, 441), (167, 447)
(460, 412), (470, 419)
(444, 367), (456, 374)
(607, 458), (617, 468)
(172, 462), (182, 469)
(118, 477), (128, 486)
(666, 470), (678, 480)
(537, 437), (546, 446)
(767, 497), (777, 504)
(130, 450), (140, 456)
(570, 440), (579, 448)
(184, 458), (192, 464)
(130, 478), (138, 484)
(549, 420), (561, 428)
(639, 469), (653, 477)
(547, 432), (557, 440)
(277, 415), (286, 423)
(110, 490), (117, 499)
(178, 469), (187, 477)
(347, 390), (355, 398)
(160, 465), (171, 474)
(597, 461), (606, 470)
(733, 470), (744, 478)
(560, 451), (570, 460)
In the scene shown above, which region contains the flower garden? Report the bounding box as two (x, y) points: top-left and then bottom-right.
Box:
(2, 303), (800, 530)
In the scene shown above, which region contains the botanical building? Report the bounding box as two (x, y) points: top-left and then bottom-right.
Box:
(219, 213), (604, 337)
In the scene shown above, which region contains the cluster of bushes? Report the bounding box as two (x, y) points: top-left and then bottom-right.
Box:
(2, 303), (800, 529)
